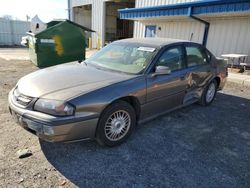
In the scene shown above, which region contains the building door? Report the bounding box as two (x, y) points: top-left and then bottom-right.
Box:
(145, 25), (156, 37)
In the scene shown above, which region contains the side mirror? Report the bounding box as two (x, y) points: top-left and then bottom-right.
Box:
(152, 66), (171, 76)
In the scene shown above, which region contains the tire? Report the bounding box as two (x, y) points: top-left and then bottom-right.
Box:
(96, 101), (136, 147)
(199, 80), (218, 106)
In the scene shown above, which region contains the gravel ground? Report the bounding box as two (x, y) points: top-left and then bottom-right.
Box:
(0, 58), (250, 188)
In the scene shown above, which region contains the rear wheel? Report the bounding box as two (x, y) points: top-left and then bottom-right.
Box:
(96, 101), (136, 147)
(199, 80), (217, 106)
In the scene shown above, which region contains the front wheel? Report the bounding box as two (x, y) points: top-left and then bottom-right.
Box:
(96, 101), (136, 147)
(199, 80), (218, 106)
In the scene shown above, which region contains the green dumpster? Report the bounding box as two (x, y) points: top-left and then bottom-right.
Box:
(27, 20), (94, 68)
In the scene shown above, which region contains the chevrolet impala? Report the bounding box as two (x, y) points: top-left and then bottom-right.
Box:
(8, 38), (227, 146)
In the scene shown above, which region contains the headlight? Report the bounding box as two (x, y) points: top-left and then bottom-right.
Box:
(34, 99), (75, 116)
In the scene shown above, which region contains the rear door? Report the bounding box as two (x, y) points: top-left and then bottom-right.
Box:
(183, 43), (215, 103)
(142, 44), (188, 119)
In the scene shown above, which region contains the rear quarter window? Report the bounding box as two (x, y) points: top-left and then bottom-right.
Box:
(205, 49), (213, 62)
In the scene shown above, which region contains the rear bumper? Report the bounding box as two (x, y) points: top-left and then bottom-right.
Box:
(218, 73), (228, 90)
(8, 90), (98, 142)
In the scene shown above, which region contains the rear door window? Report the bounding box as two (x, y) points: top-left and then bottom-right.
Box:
(186, 46), (208, 67)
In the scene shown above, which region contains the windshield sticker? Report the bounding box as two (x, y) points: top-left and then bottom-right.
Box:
(137, 47), (156, 52)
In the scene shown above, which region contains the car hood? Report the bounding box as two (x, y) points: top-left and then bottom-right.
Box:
(17, 62), (134, 100)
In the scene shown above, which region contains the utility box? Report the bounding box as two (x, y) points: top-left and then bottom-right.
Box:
(26, 20), (94, 68)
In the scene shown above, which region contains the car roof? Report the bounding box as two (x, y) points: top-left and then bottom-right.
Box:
(113, 38), (193, 48)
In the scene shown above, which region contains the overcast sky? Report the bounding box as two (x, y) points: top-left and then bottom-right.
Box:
(0, 0), (68, 22)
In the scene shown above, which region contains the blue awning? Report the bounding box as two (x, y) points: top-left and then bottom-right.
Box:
(119, 0), (250, 20)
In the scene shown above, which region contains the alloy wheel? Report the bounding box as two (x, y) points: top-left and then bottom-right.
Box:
(104, 110), (131, 141)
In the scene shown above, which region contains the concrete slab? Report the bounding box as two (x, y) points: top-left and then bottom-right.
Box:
(228, 72), (250, 87)
(0, 48), (30, 61)
(0, 48), (98, 61)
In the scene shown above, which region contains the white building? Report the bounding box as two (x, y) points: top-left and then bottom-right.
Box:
(70, 0), (135, 48)
(0, 18), (30, 46)
(70, 0), (250, 58)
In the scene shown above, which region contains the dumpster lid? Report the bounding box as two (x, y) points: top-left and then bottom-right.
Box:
(47, 19), (95, 32)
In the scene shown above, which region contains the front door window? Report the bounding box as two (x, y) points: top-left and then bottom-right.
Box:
(156, 46), (185, 72)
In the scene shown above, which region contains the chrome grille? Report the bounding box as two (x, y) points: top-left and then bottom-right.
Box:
(13, 88), (34, 107)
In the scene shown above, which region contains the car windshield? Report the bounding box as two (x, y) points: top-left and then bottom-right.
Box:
(85, 43), (157, 74)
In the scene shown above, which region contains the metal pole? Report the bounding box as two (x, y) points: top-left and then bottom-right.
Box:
(68, 0), (71, 20)
(188, 7), (210, 46)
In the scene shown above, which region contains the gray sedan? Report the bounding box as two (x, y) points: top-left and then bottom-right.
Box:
(8, 38), (227, 146)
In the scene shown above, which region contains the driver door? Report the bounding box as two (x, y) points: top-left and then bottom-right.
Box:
(142, 45), (188, 119)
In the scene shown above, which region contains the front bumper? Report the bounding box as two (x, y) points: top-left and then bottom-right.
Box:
(8, 90), (99, 142)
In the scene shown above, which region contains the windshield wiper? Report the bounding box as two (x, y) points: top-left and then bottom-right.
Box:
(78, 60), (87, 66)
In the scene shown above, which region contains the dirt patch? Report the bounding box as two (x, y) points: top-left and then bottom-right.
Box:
(0, 48), (30, 61)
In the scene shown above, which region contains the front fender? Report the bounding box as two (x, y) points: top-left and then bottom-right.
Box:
(69, 76), (147, 117)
